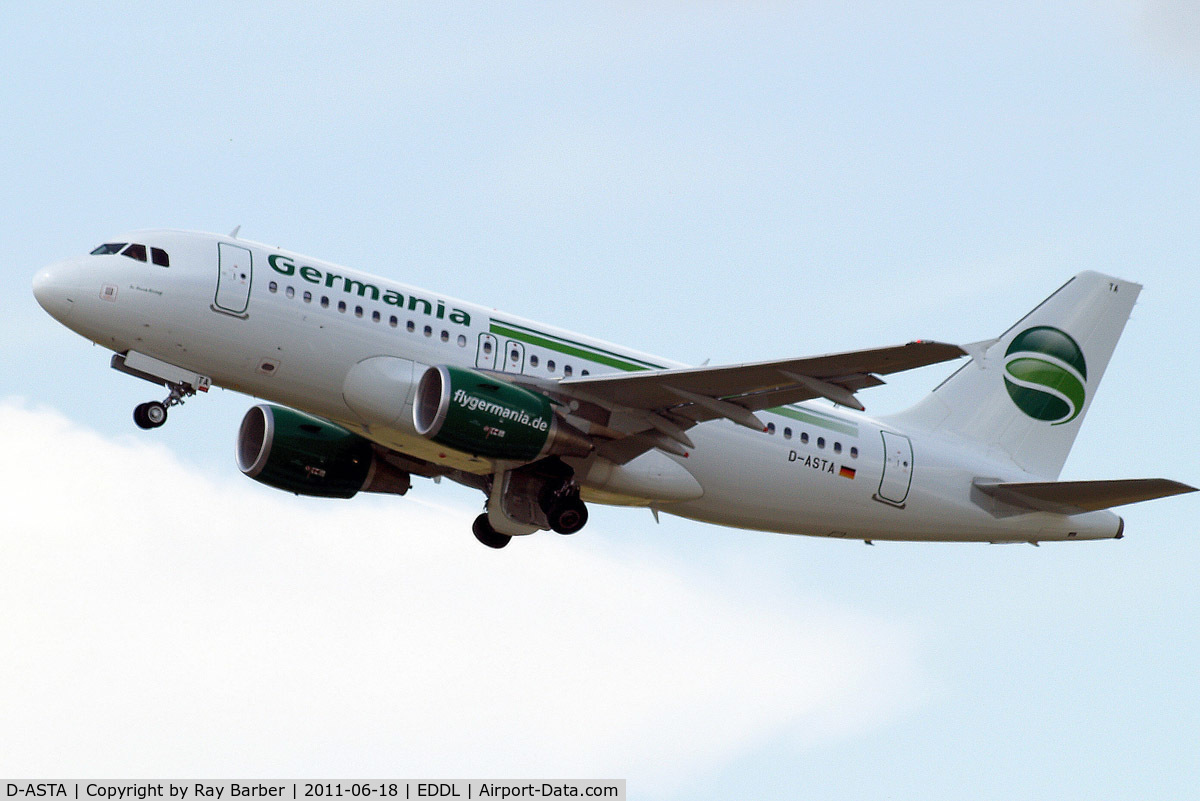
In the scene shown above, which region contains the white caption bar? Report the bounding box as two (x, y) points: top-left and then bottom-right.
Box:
(3, 783), (626, 801)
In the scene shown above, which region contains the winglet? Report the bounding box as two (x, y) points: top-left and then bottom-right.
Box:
(961, 337), (999, 369)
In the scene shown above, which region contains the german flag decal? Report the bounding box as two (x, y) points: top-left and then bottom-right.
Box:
(839, 465), (857, 479)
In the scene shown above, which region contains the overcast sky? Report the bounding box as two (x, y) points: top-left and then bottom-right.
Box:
(2, 3), (1198, 799)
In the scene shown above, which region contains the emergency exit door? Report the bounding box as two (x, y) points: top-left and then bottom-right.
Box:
(476, 333), (499, 369)
(502, 340), (525, 373)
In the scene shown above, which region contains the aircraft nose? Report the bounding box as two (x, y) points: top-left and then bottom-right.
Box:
(32, 260), (78, 321)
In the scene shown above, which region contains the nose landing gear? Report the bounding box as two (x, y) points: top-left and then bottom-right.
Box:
(133, 401), (168, 429)
(132, 382), (195, 430)
(112, 352), (211, 431)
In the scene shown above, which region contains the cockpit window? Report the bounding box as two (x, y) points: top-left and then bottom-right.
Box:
(91, 243), (127, 255)
(91, 241), (168, 265)
(121, 243), (147, 262)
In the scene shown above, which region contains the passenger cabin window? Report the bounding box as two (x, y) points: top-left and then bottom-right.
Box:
(563, 365), (573, 377)
(121, 243), (147, 262)
(530, 355), (540, 368)
(91, 243), (127, 255)
(151, 247), (169, 267)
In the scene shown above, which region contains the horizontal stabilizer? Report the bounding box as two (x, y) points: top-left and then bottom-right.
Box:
(974, 478), (1197, 515)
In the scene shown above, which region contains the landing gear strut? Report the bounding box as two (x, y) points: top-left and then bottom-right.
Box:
(472, 514), (512, 549)
(133, 382), (194, 430)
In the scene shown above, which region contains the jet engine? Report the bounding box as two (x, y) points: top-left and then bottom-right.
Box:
(236, 404), (411, 498)
(413, 365), (592, 462)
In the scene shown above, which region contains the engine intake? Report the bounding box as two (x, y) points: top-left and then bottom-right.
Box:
(414, 365), (592, 461)
(237, 404), (411, 498)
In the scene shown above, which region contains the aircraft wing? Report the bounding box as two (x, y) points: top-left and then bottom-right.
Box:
(552, 340), (966, 462)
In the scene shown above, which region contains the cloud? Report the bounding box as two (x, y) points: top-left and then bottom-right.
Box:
(0, 400), (923, 794)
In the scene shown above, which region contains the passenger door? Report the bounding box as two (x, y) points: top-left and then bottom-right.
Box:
(213, 242), (252, 317)
(876, 430), (913, 507)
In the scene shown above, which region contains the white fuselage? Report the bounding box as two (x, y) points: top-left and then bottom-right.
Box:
(33, 230), (1122, 543)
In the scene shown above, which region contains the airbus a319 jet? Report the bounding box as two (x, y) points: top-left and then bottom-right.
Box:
(32, 229), (1194, 548)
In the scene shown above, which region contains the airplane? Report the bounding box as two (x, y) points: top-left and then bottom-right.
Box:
(32, 229), (1195, 548)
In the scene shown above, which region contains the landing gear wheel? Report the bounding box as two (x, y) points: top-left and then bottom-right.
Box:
(133, 401), (168, 430)
(472, 514), (512, 549)
(144, 401), (167, 427)
(548, 497), (588, 535)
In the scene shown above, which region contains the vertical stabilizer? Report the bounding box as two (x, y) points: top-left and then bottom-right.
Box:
(888, 271), (1140, 479)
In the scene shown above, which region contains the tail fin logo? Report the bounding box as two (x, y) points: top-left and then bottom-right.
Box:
(1003, 326), (1088, 425)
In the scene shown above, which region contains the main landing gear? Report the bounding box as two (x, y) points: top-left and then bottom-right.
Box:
(472, 514), (512, 549)
(132, 382), (195, 430)
(545, 494), (588, 535)
(470, 502), (588, 550)
(472, 462), (590, 548)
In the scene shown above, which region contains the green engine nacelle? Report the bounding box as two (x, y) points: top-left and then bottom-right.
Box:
(237, 404), (410, 498)
(413, 365), (592, 462)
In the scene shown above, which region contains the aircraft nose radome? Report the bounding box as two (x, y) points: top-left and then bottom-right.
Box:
(32, 265), (54, 307)
(32, 261), (77, 321)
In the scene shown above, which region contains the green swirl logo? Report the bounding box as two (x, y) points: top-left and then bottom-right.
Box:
(1003, 326), (1088, 425)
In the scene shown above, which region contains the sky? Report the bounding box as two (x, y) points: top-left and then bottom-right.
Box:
(2, 2), (1199, 798)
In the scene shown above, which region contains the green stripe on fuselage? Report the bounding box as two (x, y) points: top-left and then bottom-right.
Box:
(490, 320), (857, 436)
(489, 321), (664, 372)
(768, 405), (859, 436)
